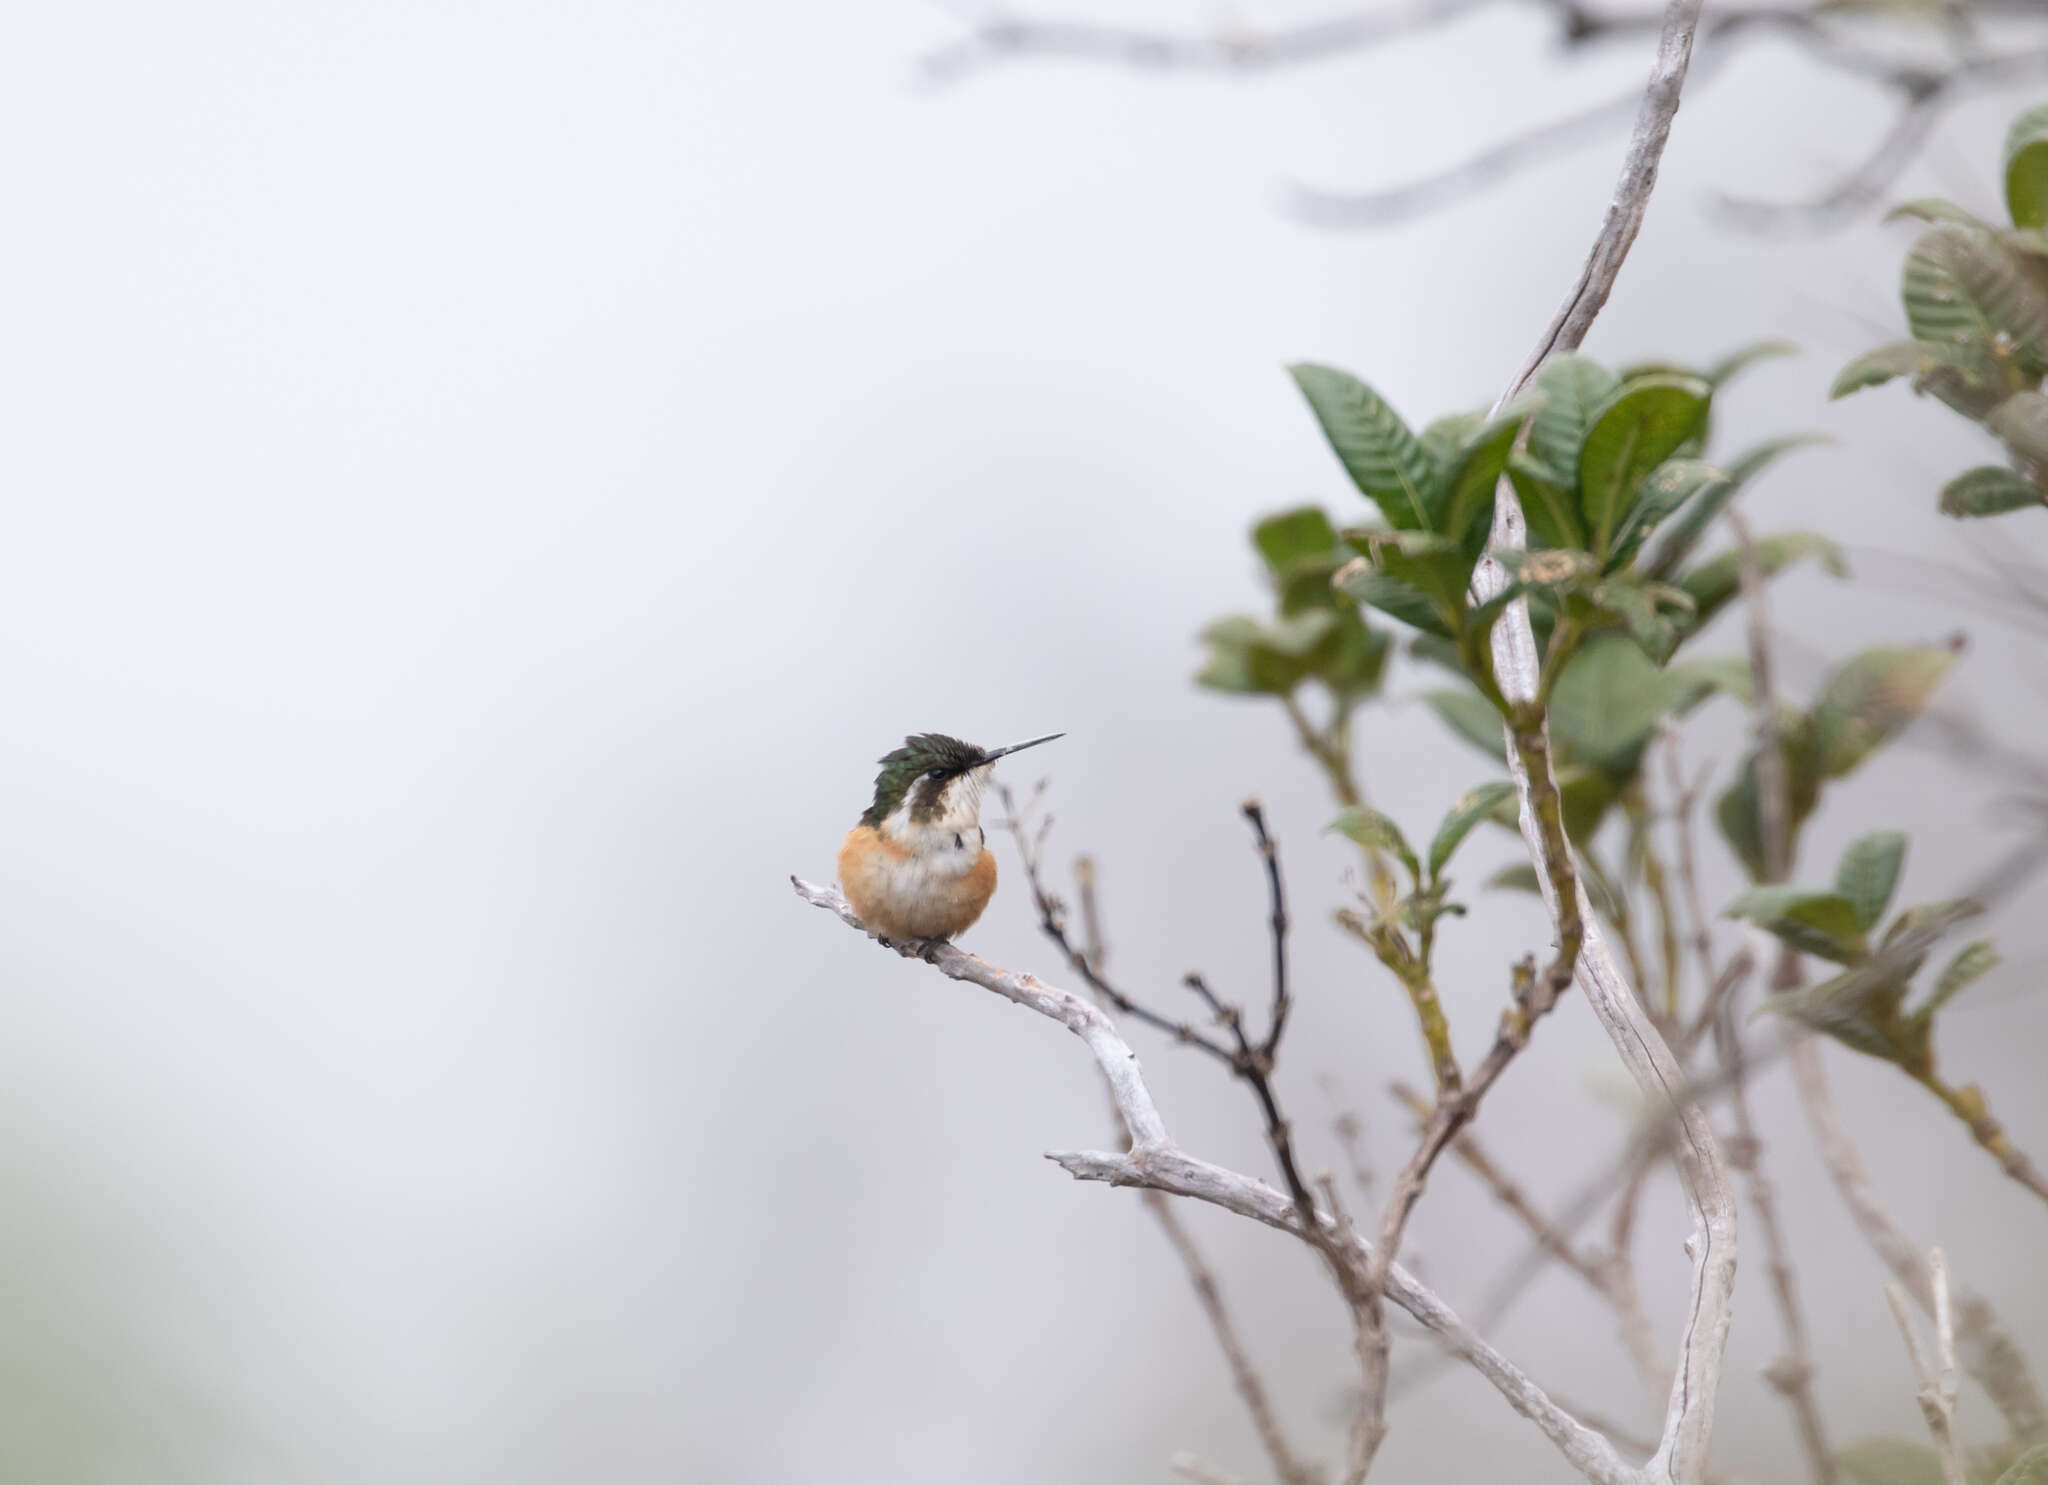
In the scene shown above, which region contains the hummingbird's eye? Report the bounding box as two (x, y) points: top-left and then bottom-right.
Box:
(926, 767), (944, 780)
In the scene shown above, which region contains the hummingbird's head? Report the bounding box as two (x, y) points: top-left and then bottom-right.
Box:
(859, 731), (1063, 834)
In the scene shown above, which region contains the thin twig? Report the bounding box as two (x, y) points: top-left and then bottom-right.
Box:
(1074, 859), (1320, 1485)
(1884, 1249), (1967, 1485)
(1724, 510), (1835, 1483)
(1791, 1040), (2048, 1444)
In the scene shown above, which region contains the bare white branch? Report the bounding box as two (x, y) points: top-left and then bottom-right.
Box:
(1469, 3), (1739, 1482)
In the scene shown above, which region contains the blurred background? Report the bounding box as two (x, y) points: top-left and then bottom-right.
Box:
(2, 1), (2046, 1480)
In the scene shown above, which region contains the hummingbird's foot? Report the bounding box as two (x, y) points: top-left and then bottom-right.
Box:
(877, 934), (948, 962)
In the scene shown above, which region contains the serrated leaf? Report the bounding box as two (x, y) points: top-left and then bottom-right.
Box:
(1508, 452), (1587, 549)
(1725, 885), (1867, 962)
(1989, 391), (2048, 465)
(1253, 506), (1339, 575)
(1814, 644), (1958, 778)
(2005, 103), (2048, 229)
(1529, 355), (1619, 477)
(1330, 806), (1419, 879)
(1706, 339), (1798, 386)
(1681, 531), (1848, 631)
(1608, 459), (1727, 571)
(1762, 973), (1901, 1061)
(1420, 411), (1484, 468)
(1422, 687), (1507, 762)
(1831, 339), (1992, 398)
(1836, 830), (1908, 929)
(1428, 781), (1518, 881)
(1439, 406), (1529, 549)
(1578, 375), (1712, 560)
(1917, 225), (2048, 372)
(1290, 365), (1439, 530)
(1334, 559), (1452, 638)
(1643, 433), (1830, 579)
(1941, 464), (2042, 518)
(1837, 1436), (1947, 1485)
(1920, 939), (2001, 1020)
(1904, 228), (1998, 349)
(1548, 635), (1712, 775)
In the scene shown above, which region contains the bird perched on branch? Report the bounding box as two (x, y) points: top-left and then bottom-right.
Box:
(838, 731), (1062, 944)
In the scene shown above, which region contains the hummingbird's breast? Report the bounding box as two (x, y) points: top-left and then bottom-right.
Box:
(837, 816), (997, 941)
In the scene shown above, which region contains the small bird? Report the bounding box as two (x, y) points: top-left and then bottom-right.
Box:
(838, 731), (1063, 944)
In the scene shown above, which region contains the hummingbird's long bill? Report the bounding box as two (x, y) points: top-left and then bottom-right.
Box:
(982, 732), (1064, 762)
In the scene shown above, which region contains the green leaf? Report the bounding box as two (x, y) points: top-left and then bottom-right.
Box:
(1438, 405), (1530, 549)
(1717, 719), (1822, 880)
(1836, 1435), (1947, 1485)
(1253, 507), (1339, 574)
(1289, 365), (1439, 530)
(1548, 635), (1713, 775)
(1422, 687), (1508, 762)
(1836, 830), (1908, 929)
(1508, 452), (1587, 549)
(2004, 103), (2048, 229)
(1680, 531), (1848, 631)
(1813, 644), (1959, 778)
(1330, 806), (1419, 879)
(1706, 339), (1798, 386)
(1942, 464), (2041, 518)
(1420, 411), (1484, 468)
(1578, 375), (1712, 560)
(1607, 459), (1726, 571)
(1831, 340), (1990, 399)
(1643, 434), (1829, 579)
(1276, 549), (1352, 615)
(1989, 391), (2048, 466)
(1916, 226), (2048, 372)
(1340, 530), (1472, 633)
(1194, 616), (1266, 695)
(1919, 939), (2001, 1020)
(1993, 1444), (2048, 1485)
(1243, 611), (1342, 694)
(1529, 355), (1618, 477)
(1667, 653), (1754, 705)
(1428, 781), (1518, 880)
(1484, 862), (1541, 894)
(1725, 885), (1867, 962)
(1334, 561), (1451, 637)
(1763, 972), (1902, 1061)
(1904, 229), (1998, 349)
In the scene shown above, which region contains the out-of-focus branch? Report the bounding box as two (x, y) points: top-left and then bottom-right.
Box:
(791, 876), (1645, 1485)
(920, 0), (1492, 86)
(1792, 1039), (2048, 1444)
(1714, 43), (2048, 234)
(1471, 5), (1740, 1481)
(1724, 511), (1835, 1483)
(927, 1), (2048, 233)
(1884, 1250), (1967, 1485)
(1073, 859), (1320, 1485)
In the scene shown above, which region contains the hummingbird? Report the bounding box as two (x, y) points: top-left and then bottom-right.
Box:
(838, 731), (1064, 944)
